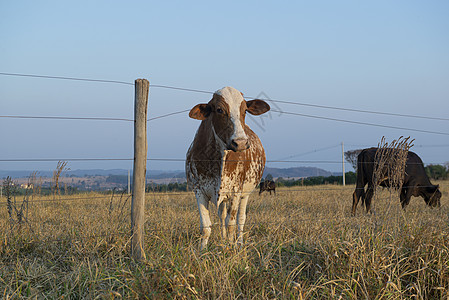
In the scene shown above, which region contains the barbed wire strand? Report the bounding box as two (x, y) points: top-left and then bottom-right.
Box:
(149, 83), (449, 121)
(150, 84), (213, 95)
(2, 183), (447, 206)
(1, 72), (448, 122)
(274, 144), (341, 161)
(2, 108), (448, 137)
(3, 109), (447, 137)
(148, 182), (449, 196)
(270, 110), (449, 136)
(0, 195), (118, 206)
(0, 158), (132, 162)
(0, 72), (133, 86)
(148, 109), (190, 121)
(0, 111), (188, 122)
(148, 84), (449, 121)
(250, 97), (449, 122)
(0, 157), (446, 165)
(0, 115), (134, 122)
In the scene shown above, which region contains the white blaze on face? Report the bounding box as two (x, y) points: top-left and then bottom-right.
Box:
(215, 87), (248, 141)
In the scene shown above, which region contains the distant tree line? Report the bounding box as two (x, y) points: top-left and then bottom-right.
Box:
(2, 185), (79, 196)
(273, 172), (357, 187)
(425, 164), (448, 180)
(146, 182), (188, 193)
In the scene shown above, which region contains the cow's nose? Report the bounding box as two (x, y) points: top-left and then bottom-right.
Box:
(230, 138), (249, 152)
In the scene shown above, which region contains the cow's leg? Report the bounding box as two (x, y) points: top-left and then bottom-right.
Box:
(352, 191), (359, 215)
(273, 189), (276, 195)
(218, 201), (227, 240)
(236, 194), (250, 245)
(364, 185), (374, 213)
(195, 191), (212, 250)
(352, 184), (365, 215)
(226, 195), (240, 244)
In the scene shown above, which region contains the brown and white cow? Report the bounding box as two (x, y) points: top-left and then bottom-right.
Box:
(186, 86), (270, 250)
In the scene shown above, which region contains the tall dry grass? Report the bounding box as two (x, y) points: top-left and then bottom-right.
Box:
(0, 183), (448, 299)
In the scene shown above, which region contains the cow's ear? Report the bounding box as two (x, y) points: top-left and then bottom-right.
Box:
(189, 104), (211, 120)
(246, 99), (270, 116)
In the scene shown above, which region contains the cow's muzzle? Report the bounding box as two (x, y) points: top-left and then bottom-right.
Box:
(429, 189), (442, 208)
(229, 138), (250, 152)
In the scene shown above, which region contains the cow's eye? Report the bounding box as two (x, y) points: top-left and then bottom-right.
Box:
(216, 108), (224, 114)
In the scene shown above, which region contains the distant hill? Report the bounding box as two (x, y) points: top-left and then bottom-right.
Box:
(1, 167), (333, 181)
(263, 167), (332, 179)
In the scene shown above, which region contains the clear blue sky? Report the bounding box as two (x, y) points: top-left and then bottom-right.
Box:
(1, 1), (448, 173)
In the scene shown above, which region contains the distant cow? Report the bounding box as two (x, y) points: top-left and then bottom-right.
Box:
(186, 86), (270, 250)
(259, 180), (276, 195)
(352, 147), (441, 215)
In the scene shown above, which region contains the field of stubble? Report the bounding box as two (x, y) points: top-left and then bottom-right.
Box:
(1, 182), (448, 299)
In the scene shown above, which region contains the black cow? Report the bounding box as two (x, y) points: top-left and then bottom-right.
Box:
(259, 180), (276, 195)
(352, 147), (441, 215)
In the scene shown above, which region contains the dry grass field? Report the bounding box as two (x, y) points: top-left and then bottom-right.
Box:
(1, 182), (448, 299)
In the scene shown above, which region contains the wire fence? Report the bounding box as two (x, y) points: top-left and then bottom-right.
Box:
(0, 157), (446, 166)
(1, 71), (448, 172)
(2, 72), (449, 128)
(1, 71), (448, 244)
(3, 72), (449, 121)
(1, 72), (447, 192)
(1, 182), (448, 207)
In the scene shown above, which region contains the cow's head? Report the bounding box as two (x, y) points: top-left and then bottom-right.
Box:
(424, 185), (441, 208)
(189, 86), (270, 152)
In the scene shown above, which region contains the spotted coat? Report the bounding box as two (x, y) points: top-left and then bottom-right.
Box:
(186, 86), (270, 250)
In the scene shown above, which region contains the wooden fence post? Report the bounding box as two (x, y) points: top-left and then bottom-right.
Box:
(131, 78), (149, 261)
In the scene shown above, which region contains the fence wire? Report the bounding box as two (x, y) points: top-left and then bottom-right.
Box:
(7, 72), (445, 122)
(270, 109), (449, 136)
(2, 72), (449, 124)
(0, 72), (133, 86)
(1, 71), (448, 245)
(0, 157), (446, 165)
(1, 183), (448, 206)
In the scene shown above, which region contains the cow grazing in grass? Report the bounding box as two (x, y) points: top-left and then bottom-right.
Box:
(352, 147), (441, 215)
(259, 180), (276, 195)
(186, 86), (270, 250)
